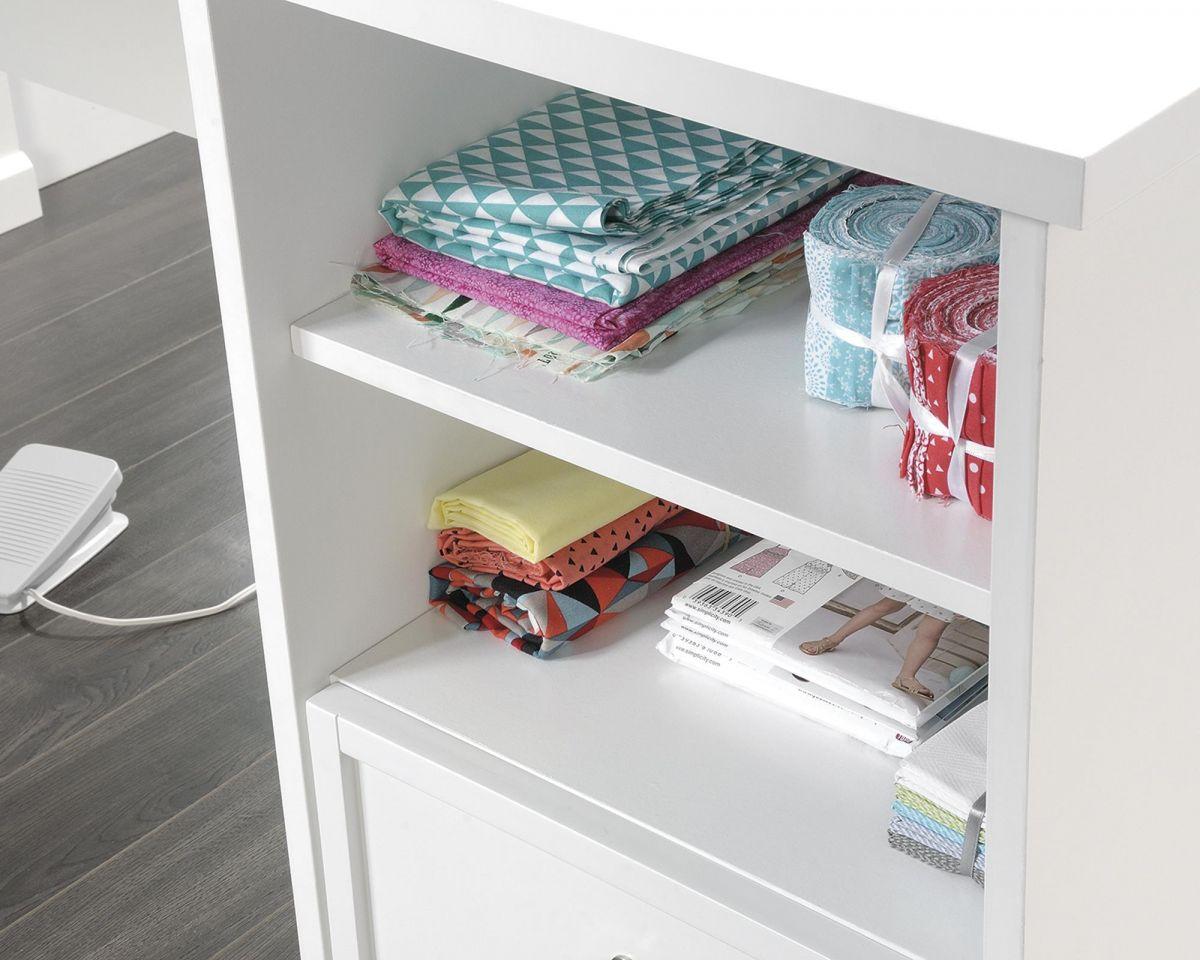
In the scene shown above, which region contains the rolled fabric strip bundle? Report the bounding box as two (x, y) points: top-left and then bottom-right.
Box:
(803, 186), (1000, 408)
(900, 264), (998, 520)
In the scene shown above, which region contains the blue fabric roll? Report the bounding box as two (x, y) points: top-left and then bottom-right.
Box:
(803, 186), (1000, 408)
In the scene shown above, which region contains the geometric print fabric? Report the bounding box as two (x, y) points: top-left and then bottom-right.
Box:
(428, 510), (739, 657)
(381, 88), (853, 305)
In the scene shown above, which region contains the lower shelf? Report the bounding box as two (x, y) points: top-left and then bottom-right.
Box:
(332, 559), (983, 960)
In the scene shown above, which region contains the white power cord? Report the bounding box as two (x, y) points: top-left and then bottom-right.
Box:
(25, 583), (257, 627)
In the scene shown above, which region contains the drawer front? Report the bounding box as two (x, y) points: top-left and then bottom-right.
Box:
(357, 763), (750, 960)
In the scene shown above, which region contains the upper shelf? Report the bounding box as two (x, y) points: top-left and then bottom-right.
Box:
(281, 0), (1200, 228)
(292, 281), (992, 623)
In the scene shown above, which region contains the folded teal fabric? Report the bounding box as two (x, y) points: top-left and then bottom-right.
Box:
(380, 88), (853, 305)
(803, 186), (1000, 407)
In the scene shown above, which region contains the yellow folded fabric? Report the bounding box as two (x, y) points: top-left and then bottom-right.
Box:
(429, 450), (652, 563)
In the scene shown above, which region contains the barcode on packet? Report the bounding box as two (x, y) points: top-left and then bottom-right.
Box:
(691, 584), (758, 618)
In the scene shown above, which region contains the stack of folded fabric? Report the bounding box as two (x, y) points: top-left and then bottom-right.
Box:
(358, 172), (890, 380)
(358, 88), (859, 378)
(889, 701), (987, 885)
(427, 450), (738, 657)
(900, 264), (998, 519)
(803, 186), (1001, 408)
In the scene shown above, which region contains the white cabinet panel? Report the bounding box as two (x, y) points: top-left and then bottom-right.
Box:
(357, 763), (749, 960)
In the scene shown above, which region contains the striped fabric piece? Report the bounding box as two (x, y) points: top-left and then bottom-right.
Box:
(888, 826), (985, 886)
(887, 702), (987, 885)
(895, 785), (987, 844)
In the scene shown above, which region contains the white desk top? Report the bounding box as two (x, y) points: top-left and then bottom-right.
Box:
(500, 0), (1198, 161)
(285, 0), (1200, 227)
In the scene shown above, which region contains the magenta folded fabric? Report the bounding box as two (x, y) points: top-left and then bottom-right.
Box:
(374, 172), (892, 351)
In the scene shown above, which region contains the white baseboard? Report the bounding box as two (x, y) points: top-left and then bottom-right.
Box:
(0, 71), (41, 233)
(0, 147), (41, 233)
(9, 77), (170, 187)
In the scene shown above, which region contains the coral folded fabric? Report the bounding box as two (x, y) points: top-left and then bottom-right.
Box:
(372, 173), (886, 351)
(429, 510), (738, 657)
(437, 496), (682, 591)
(803, 186), (1000, 408)
(428, 450), (650, 563)
(888, 702), (987, 885)
(900, 264), (998, 519)
(380, 88), (853, 305)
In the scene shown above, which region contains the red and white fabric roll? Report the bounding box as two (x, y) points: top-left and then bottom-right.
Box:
(900, 264), (998, 520)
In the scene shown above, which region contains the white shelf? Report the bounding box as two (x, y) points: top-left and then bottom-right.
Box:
(332, 557), (983, 960)
(293, 282), (992, 623)
(182, 0), (1200, 954)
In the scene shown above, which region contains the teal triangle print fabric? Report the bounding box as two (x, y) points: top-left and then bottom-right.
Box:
(380, 89), (854, 305)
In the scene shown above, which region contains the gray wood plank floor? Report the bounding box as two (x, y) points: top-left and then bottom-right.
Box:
(0, 135), (297, 959)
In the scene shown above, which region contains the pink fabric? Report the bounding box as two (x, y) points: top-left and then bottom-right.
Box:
(900, 264), (998, 521)
(375, 172), (892, 351)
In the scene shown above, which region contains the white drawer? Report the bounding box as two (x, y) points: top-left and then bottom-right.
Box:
(310, 685), (913, 960)
(358, 763), (749, 960)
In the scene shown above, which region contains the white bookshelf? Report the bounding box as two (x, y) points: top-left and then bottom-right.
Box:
(177, 2), (1200, 959)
